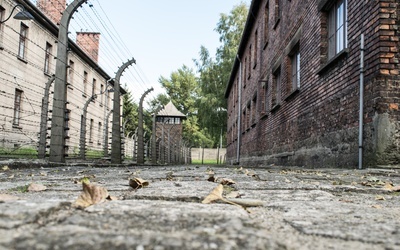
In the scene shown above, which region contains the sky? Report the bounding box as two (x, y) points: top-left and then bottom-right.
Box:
(70, 0), (252, 103)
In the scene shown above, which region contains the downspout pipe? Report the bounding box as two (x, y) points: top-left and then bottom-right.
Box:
(236, 55), (242, 164)
(359, 34), (365, 170)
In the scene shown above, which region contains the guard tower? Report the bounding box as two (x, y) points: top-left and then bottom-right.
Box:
(156, 101), (186, 163)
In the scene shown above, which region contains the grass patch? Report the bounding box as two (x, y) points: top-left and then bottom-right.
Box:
(0, 147), (37, 159)
(86, 150), (104, 159)
(9, 184), (29, 193)
(191, 159), (220, 165)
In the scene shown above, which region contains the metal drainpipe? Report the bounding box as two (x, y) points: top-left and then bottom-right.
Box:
(359, 34), (365, 170)
(236, 55), (242, 164)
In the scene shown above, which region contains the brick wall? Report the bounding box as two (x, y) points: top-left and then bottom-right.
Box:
(76, 32), (100, 63)
(37, 0), (65, 24)
(226, 0), (400, 167)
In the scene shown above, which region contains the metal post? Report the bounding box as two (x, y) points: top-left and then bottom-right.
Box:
(137, 88), (154, 164)
(152, 106), (163, 165)
(111, 58), (135, 164)
(104, 110), (113, 157)
(38, 75), (55, 159)
(49, 0), (86, 162)
(359, 34), (365, 170)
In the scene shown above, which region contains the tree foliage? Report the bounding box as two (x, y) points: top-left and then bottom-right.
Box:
(156, 3), (248, 148)
(122, 87), (139, 136)
(195, 3), (248, 146)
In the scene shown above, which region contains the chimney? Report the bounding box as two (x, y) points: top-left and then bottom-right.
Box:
(37, 0), (66, 24)
(76, 32), (101, 63)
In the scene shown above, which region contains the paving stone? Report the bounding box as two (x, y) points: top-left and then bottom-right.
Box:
(0, 164), (399, 249)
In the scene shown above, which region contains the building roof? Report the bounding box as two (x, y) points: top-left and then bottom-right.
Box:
(17, 0), (127, 95)
(157, 101), (186, 118)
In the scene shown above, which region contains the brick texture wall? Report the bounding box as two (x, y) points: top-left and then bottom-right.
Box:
(76, 32), (100, 63)
(37, 0), (66, 24)
(226, 0), (400, 167)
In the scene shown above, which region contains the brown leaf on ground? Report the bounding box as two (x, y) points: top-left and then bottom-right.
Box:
(207, 174), (216, 182)
(392, 186), (400, 192)
(202, 184), (224, 204)
(219, 178), (236, 186)
(383, 183), (394, 191)
(129, 178), (149, 189)
(375, 195), (386, 201)
(74, 182), (109, 209)
(0, 194), (19, 202)
(28, 183), (47, 192)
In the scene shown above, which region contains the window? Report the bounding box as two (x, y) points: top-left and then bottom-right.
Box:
(249, 44), (252, 77)
(274, 0), (281, 27)
(92, 78), (96, 97)
(264, 2), (269, 47)
(272, 67), (281, 109)
(328, 0), (347, 59)
(13, 89), (23, 126)
(98, 122), (102, 145)
(0, 6), (5, 48)
(251, 94), (257, 125)
(44, 42), (52, 74)
(253, 30), (258, 69)
(289, 45), (300, 91)
(18, 23), (28, 59)
(83, 71), (88, 96)
(244, 57), (247, 86)
(89, 119), (94, 143)
(100, 84), (104, 105)
(68, 60), (74, 85)
(246, 103), (251, 128)
(261, 81), (269, 114)
(242, 109), (246, 132)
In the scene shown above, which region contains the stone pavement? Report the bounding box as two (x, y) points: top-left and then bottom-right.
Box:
(0, 162), (399, 249)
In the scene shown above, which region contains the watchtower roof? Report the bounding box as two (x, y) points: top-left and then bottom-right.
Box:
(157, 101), (186, 118)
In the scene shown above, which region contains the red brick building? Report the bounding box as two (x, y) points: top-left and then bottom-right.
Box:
(225, 0), (400, 167)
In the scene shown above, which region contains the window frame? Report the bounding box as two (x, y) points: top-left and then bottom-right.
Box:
(44, 42), (52, 74)
(18, 23), (28, 59)
(68, 60), (74, 85)
(263, 1), (270, 48)
(83, 71), (88, 97)
(328, 0), (347, 60)
(253, 30), (258, 69)
(273, 0), (281, 29)
(13, 89), (23, 126)
(271, 67), (281, 111)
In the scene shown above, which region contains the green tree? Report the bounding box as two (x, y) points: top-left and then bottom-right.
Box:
(122, 87), (139, 136)
(195, 3), (248, 146)
(159, 65), (198, 115)
(159, 65), (213, 147)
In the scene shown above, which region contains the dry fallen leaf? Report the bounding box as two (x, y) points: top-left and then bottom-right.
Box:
(372, 205), (383, 209)
(202, 184), (264, 210)
(0, 194), (19, 202)
(375, 195), (386, 201)
(2, 166), (9, 171)
(393, 186), (400, 192)
(129, 178), (149, 189)
(74, 182), (109, 209)
(28, 183), (47, 192)
(219, 178), (236, 186)
(202, 184), (224, 204)
(383, 183), (394, 191)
